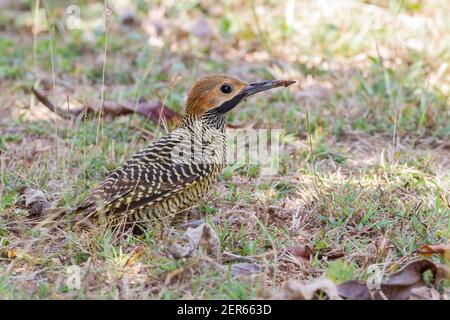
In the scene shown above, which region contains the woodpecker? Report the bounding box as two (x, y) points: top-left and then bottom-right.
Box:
(75, 75), (295, 225)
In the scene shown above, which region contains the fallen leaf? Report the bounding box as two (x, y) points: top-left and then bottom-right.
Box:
(102, 100), (130, 116)
(168, 223), (220, 259)
(337, 259), (445, 300)
(125, 246), (145, 267)
(91, 99), (182, 125)
(226, 120), (256, 130)
(6, 250), (17, 259)
(272, 278), (342, 300)
(123, 99), (182, 126)
(2, 248), (39, 264)
(416, 243), (450, 260)
(318, 249), (345, 260)
(230, 263), (261, 278)
(32, 86), (182, 126)
(285, 245), (344, 260)
(286, 245), (314, 259)
(20, 186), (51, 216)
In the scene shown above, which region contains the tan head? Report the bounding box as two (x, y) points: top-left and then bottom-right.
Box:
(185, 74), (295, 117)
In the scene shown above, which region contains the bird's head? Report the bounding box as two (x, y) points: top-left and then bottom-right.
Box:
(185, 74), (295, 117)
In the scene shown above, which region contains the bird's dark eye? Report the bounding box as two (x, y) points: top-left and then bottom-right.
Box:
(220, 84), (233, 94)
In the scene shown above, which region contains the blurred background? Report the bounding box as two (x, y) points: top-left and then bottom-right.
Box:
(1, 0), (449, 134)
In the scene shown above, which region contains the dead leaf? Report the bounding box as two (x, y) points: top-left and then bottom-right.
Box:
(91, 99), (183, 126)
(285, 245), (344, 261)
(101, 100), (130, 116)
(122, 99), (182, 126)
(226, 120), (256, 130)
(20, 186), (51, 216)
(230, 263), (261, 278)
(6, 250), (17, 259)
(168, 223), (220, 259)
(318, 249), (345, 260)
(286, 245), (314, 259)
(272, 278), (342, 300)
(32, 86), (182, 126)
(2, 247), (39, 263)
(416, 243), (450, 260)
(337, 260), (445, 300)
(125, 246), (145, 267)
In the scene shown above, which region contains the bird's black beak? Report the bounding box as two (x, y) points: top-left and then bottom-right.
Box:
(215, 80), (295, 114)
(241, 80), (296, 97)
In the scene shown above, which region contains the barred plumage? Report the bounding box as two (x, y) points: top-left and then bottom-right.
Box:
(74, 75), (294, 225)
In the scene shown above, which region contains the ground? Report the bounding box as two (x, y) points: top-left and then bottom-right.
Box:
(0, 0), (449, 299)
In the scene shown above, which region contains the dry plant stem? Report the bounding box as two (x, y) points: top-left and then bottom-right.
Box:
(96, 0), (111, 146)
(43, 3), (58, 171)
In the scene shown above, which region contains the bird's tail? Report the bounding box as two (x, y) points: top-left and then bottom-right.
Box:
(31, 204), (97, 232)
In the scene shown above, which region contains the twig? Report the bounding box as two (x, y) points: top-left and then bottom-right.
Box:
(31, 86), (83, 120)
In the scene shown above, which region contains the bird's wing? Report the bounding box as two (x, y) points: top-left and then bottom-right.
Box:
(75, 160), (213, 216)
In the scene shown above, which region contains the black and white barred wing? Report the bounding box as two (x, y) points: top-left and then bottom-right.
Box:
(75, 159), (213, 216)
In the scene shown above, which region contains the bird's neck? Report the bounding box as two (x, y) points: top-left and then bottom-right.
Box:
(180, 110), (228, 133)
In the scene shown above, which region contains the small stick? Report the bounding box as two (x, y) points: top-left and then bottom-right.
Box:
(31, 86), (84, 120)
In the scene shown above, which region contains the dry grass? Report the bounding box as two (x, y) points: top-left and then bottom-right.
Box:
(0, 0), (449, 299)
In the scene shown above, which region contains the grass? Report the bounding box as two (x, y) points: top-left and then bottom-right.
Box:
(0, 0), (449, 299)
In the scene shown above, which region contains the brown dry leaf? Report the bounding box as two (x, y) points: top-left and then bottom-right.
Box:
(2, 247), (39, 264)
(337, 260), (446, 300)
(318, 249), (345, 260)
(6, 250), (17, 259)
(101, 100), (130, 116)
(168, 223), (220, 259)
(230, 263), (261, 278)
(92, 99), (183, 126)
(125, 246), (145, 267)
(286, 245), (314, 259)
(124, 99), (183, 126)
(416, 243), (450, 260)
(272, 278), (342, 300)
(20, 186), (51, 216)
(226, 120), (256, 130)
(286, 245), (344, 261)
